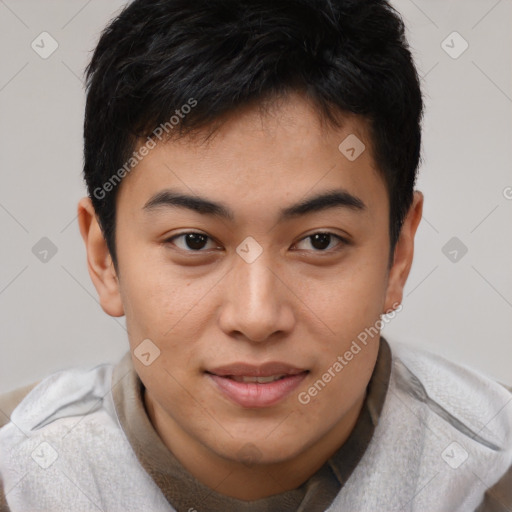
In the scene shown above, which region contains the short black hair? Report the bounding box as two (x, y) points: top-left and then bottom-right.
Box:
(83, 0), (424, 272)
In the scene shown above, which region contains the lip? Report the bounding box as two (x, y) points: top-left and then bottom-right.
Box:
(206, 362), (309, 408)
(208, 361), (306, 377)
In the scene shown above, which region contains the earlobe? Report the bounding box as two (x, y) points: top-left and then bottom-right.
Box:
(383, 191), (424, 314)
(77, 197), (124, 317)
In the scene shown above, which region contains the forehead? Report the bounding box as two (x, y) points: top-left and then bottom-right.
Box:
(115, 93), (387, 222)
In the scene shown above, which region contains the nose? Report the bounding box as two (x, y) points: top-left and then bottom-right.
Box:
(217, 251), (295, 343)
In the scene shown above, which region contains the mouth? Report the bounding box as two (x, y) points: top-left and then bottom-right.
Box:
(205, 362), (309, 408)
(227, 374), (291, 383)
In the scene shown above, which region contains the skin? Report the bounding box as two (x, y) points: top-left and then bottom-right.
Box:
(78, 92), (423, 500)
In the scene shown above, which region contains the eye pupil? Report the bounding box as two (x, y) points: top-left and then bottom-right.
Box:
(186, 233), (208, 250)
(310, 233), (331, 250)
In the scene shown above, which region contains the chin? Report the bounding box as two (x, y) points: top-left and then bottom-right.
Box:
(216, 436), (306, 467)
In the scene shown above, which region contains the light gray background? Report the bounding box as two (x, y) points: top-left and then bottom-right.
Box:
(0, 0), (511, 392)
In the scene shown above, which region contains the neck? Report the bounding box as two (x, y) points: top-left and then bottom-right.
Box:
(144, 390), (366, 501)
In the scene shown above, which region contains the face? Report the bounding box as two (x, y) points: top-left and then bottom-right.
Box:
(79, 93), (421, 473)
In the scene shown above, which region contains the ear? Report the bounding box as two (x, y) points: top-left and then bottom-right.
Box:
(77, 197), (124, 317)
(383, 191), (424, 314)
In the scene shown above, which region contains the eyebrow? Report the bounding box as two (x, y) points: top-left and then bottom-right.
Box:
(142, 187), (366, 222)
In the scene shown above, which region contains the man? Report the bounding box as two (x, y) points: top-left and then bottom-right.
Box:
(1, 0), (511, 510)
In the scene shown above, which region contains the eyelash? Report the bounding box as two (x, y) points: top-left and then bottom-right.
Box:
(164, 231), (349, 254)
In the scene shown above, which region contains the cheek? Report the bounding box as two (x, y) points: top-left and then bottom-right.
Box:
(120, 270), (221, 380)
(117, 244), (192, 334)
(304, 255), (389, 343)
(299, 345), (377, 422)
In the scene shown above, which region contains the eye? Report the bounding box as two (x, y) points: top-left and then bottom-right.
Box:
(294, 232), (347, 252)
(164, 231), (348, 254)
(165, 232), (219, 252)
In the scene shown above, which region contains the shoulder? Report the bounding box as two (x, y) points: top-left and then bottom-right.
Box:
(2, 362), (115, 435)
(389, 340), (512, 509)
(0, 356), (169, 512)
(390, 340), (512, 439)
(0, 367), (115, 512)
(0, 361), (119, 462)
(0, 362), (116, 512)
(0, 382), (40, 430)
(390, 340), (512, 446)
(0, 381), (39, 511)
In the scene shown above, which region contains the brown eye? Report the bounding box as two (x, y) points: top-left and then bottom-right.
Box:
(294, 232), (346, 252)
(166, 232), (216, 251)
(310, 233), (332, 250)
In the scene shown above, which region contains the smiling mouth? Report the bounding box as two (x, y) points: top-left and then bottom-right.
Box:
(224, 374), (289, 383)
(205, 370), (310, 408)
